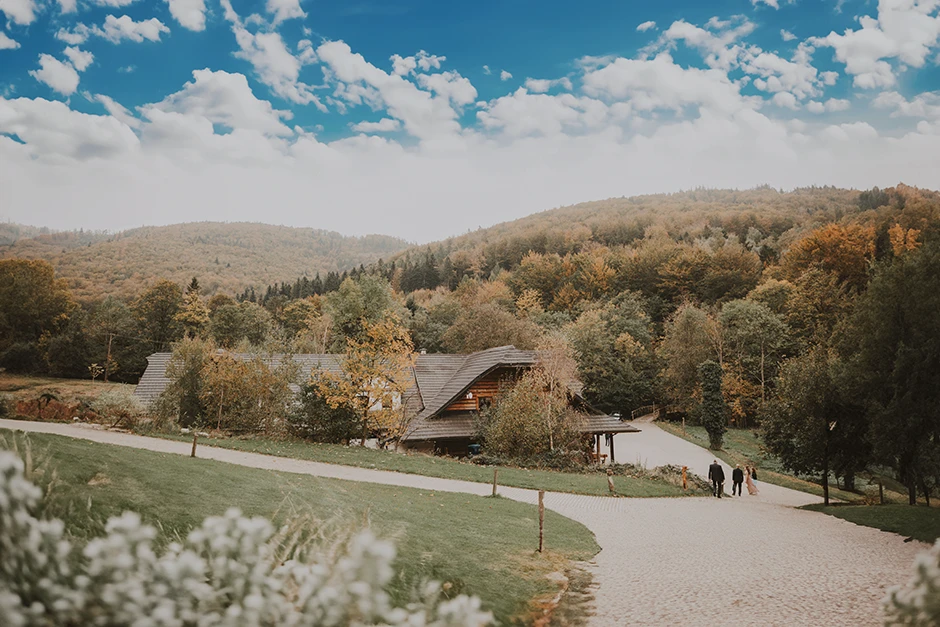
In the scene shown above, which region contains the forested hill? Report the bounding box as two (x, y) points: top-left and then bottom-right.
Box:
(0, 222), (410, 302)
(387, 186), (865, 279)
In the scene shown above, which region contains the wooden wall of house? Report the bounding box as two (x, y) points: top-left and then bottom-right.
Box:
(444, 367), (521, 412)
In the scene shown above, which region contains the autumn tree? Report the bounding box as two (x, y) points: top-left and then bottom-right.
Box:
(324, 275), (397, 347)
(312, 317), (415, 445)
(442, 303), (540, 353)
(161, 337), (214, 427)
(88, 296), (134, 382)
(782, 223), (876, 292)
(531, 332), (580, 451)
(0, 259), (75, 352)
(132, 279), (183, 353)
(698, 360), (728, 450)
(175, 277), (210, 339)
(719, 299), (790, 406)
(199, 352), (297, 434)
(289, 381), (361, 444)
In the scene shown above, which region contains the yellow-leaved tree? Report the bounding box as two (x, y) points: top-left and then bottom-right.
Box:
(312, 316), (415, 446)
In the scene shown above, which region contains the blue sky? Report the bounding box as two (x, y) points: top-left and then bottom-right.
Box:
(1, 0), (939, 241)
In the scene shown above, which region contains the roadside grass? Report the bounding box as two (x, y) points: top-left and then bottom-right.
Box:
(657, 422), (865, 503)
(802, 503), (940, 544)
(0, 373), (130, 399)
(150, 431), (695, 498)
(0, 430), (600, 625)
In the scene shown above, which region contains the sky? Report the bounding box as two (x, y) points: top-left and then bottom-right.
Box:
(1, 0), (939, 243)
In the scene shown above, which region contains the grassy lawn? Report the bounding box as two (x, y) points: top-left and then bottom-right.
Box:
(0, 373), (131, 399)
(658, 422), (864, 503)
(803, 503), (940, 544)
(150, 431), (695, 498)
(0, 430), (600, 624)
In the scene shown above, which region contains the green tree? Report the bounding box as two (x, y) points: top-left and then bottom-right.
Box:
(288, 382), (361, 444)
(441, 303), (540, 353)
(324, 275), (397, 346)
(660, 303), (715, 414)
(132, 279), (183, 353)
(162, 337), (214, 427)
(698, 360), (728, 450)
(842, 243), (940, 505)
(89, 296), (134, 382)
(720, 299), (790, 404)
(762, 350), (869, 504)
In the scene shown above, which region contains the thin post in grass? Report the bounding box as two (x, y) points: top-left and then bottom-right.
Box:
(538, 490), (545, 553)
(492, 468), (498, 496)
(191, 431), (198, 458)
(879, 480), (884, 505)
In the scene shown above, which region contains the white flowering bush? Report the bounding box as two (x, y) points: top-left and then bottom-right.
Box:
(883, 538), (940, 626)
(0, 451), (492, 627)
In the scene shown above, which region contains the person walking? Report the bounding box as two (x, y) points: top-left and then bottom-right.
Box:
(708, 460), (725, 498)
(746, 465), (760, 496)
(731, 464), (744, 496)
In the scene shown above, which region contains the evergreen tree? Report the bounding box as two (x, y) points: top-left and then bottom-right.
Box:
(698, 360), (728, 450)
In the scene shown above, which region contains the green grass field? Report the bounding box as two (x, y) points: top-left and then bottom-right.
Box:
(657, 422), (866, 503)
(151, 431), (696, 498)
(802, 504), (940, 544)
(0, 430), (600, 624)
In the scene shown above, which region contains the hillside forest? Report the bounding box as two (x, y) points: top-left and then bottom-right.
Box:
(2, 184), (940, 504)
(0, 221), (409, 302)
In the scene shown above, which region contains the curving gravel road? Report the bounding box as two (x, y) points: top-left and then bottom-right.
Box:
(0, 418), (926, 626)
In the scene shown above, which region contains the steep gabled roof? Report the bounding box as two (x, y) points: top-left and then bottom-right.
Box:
(413, 345), (537, 421)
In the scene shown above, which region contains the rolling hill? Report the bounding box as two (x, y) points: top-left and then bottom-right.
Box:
(0, 222), (410, 302)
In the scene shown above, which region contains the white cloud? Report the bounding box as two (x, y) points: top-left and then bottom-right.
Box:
(90, 0), (137, 6)
(500, 70), (512, 81)
(655, 16), (756, 71)
(0, 96), (140, 160)
(0, 0), (36, 25)
(806, 98), (851, 113)
(165, 0), (206, 31)
(815, 0), (940, 88)
(29, 54), (80, 95)
(220, 0), (321, 107)
(390, 54), (417, 76)
(0, 31), (19, 50)
(57, 0), (76, 12)
(478, 89), (608, 137)
(772, 91), (799, 109)
(416, 71), (477, 106)
(56, 24), (92, 45)
(267, 0), (304, 25)
(88, 92), (141, 128)
(318, 40), (464, 142)
(144, 68), (294, 136)
(742, 43), (823, 100)
(752, 0), (780, 8)
(97, 15), (170, 43)
(64, 47), (94, 71)
(524, 77), (574, 93)
(636, 21), (656, 32)
(582, 53), (756, 117)
(351, 118), (400, 133)
(873, 90), (940, 119)
(482, 65), (491, 75)
(416, 50), (445, 71)
(781, 29), (797, 41)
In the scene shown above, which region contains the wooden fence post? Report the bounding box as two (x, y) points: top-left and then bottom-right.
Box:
(879, 481), (884, 505)
(191, 431), (198, 458)
(682, 417), (686, 434)
(492, 468), (498, 496)
(682, 466), (688, 490)
(538, 490), (545, 553)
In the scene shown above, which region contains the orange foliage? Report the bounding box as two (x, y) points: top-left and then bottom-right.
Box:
(782, 223), (876, 291)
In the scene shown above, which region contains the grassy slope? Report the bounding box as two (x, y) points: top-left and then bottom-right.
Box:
(802, 504), (940, 544)
(154, 432), (695, 498)
(658, 422), (863, 503)
(0, 430), (599, 624)
(1, 373), (132, 401)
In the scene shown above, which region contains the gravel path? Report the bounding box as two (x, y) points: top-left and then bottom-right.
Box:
(0, 419), (925, 626)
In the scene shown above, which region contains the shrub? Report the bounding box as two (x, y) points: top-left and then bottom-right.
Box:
(288, 383), (361, 444)
(89, 387), (144, 427)
(883, 539), (940, 625)
(0, 342), (42, 374)
(0, 450), (492, 627)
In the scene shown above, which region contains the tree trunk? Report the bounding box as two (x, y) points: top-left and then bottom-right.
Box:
(843, 470), (856, 492)
(920, 478), (931, 507)
(104, 333), (114, 383)
(759, 342), (766, 403)
(908, 481), (917, 506)
(822, 437), (830, 506)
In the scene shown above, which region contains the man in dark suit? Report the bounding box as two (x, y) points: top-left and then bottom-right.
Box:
(708, 460), (725, 498)
(732, 465), (745, 496)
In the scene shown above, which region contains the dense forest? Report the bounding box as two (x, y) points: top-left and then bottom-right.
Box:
(0, 222), (410, 302)
(3, 183), (940, 503)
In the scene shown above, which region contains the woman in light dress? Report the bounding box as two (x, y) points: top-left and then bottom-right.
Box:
(745, 465), (760, 495)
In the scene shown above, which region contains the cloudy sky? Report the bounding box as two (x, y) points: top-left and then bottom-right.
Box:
(1, 0), (939, 242)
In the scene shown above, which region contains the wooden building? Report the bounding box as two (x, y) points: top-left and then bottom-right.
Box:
(134, 345), (639, 457)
